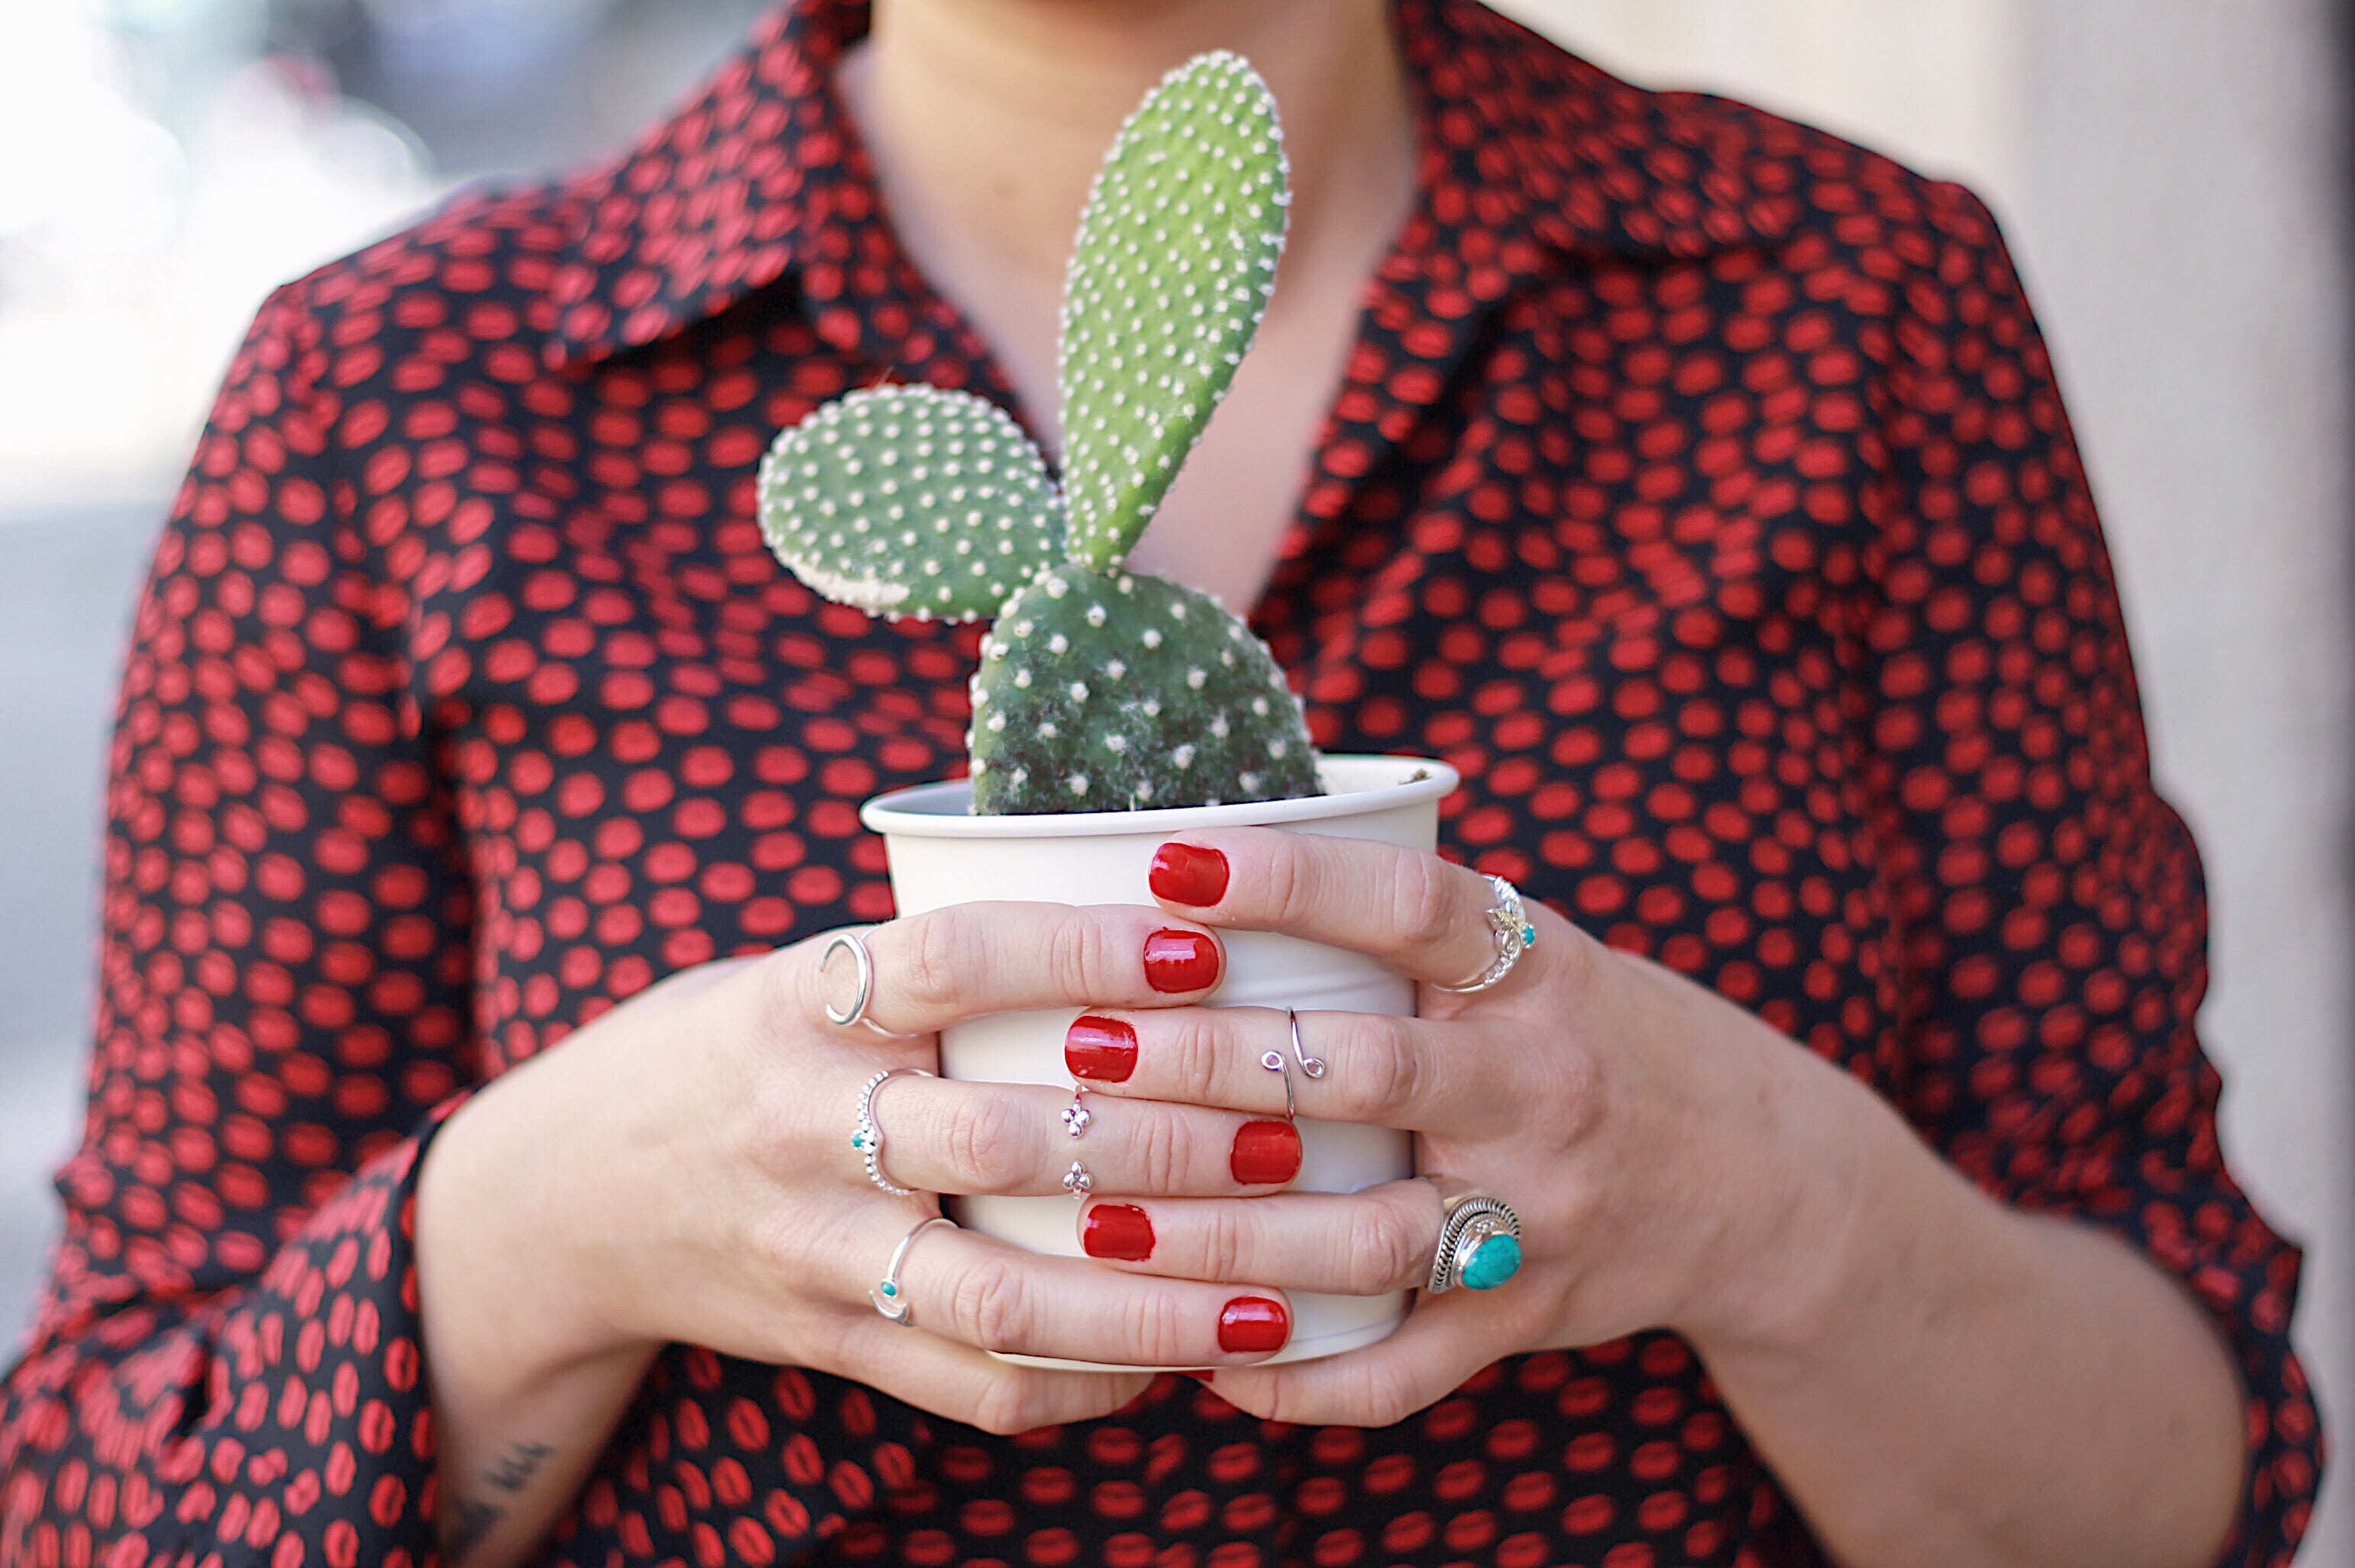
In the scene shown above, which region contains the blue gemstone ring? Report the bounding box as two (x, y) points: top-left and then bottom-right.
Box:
(1433, 875), (1537, 994)
(872, 1215), (956, 1326)
(1423, 1178), (1524, 1295)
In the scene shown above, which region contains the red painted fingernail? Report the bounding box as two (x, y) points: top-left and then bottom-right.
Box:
(1082, 1203), (1155, 1261)
(1150, 843), (1229, 906)
(1218, 1296), (1290, 1354)
(1066, 1015), (1138, 1081)
(1143, 929), (1220, 993)
(1230, 1119), (1302, 1185)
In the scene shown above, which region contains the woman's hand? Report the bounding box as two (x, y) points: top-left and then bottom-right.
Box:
(1062, 827), (1861, 1428)
(414, 899), (1322, 1566)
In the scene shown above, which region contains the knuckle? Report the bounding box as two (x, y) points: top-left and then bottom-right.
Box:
(967, 1374), (1047, 1438)
(1116, 1287), (1195, 1367)
(944, 1091), (1033, 1191)
(1346, 1018), (1423, 1120)
(1348, 1199), (1429, 1295)
(899, 911), (968, 1014)
(949, 1256), (1033, 1354)
(1044, 911), (1109, 1001)
(1261, 841), (1319, 930)
(1129, 1107), (1196, 1194)
(1195, 1201), (1257, 1283)
(1390, 854), (1460, 952)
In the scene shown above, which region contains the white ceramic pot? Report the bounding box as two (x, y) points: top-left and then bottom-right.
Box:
(859, 754), (1458, 1370)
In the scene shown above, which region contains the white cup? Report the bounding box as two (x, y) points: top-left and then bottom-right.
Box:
(860, 754), (1457, 1369)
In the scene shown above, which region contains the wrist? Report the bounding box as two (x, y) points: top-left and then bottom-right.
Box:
(416, 1038), (660, 1406)
(1665, 1017), (1905, 1364)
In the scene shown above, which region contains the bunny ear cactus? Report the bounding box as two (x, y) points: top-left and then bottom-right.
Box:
(757, 50), (1320, 815)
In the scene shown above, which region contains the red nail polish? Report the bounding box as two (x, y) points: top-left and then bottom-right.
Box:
(1143, 930), (1220, 993)
(1230, 1120), (1302, 1185)
(1082, 1203), (1155, 1261)
(1066, 1015), (1138, 1082)
(1218, 1296), (1290, 1354)
(1149, 843), (1229, 906)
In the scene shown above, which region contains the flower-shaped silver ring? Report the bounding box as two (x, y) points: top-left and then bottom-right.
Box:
(1434, 875), (1537, 994)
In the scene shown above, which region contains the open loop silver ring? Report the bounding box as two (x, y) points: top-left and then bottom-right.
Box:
(1288, 1009), (1327, 1079)
(821, 930), (911, 1036)
(872, 1214), (955, 1326)
(1434, 876), (1537, 994)
(852, 1066), (934, 1197)
(1259, 1038), (1297, 1122)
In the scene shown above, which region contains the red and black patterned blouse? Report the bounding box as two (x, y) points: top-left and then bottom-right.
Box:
(0, 1), (2322, 1563)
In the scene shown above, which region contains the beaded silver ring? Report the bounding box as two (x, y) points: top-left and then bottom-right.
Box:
(851, 1066), (934, 1197)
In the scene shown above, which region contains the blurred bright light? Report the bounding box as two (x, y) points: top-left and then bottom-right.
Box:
(0, 0), (442, 509)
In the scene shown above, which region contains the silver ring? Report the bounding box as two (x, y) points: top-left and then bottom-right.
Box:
(872, 1214), (956, 1326)
(852, 1066), (933, 1197)
(1422, 1177), (1524, 1294)
(1433, 875), (1537, 994)
(821, 931), (875, 1025)
(1062, 1159), (1094, 1197)
(1258, 1041), (1296, 1121)
(1062, 1091), (1092, 1139)
(1288, 1009), (1327, 1079)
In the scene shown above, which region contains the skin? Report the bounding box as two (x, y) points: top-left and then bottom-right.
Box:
(414, 3), (2249, 1566)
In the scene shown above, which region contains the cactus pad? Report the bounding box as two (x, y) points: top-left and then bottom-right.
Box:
(757, 384), (1062, 622)
(969, 569), (1319, 814)
(1058, 52), (1288, 571)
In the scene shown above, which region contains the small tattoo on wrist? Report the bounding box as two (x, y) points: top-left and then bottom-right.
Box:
(441, 1439), (560, 1563)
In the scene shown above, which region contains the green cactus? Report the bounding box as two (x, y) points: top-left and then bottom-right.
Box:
(757, 50), (1319, 814)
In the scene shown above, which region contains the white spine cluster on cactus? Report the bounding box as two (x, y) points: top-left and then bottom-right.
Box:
(756, 52), (1322, 815)
(757, 384), (1063, 622)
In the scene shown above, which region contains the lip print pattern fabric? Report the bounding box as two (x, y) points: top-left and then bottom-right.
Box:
(0, 1), (2318, 1566)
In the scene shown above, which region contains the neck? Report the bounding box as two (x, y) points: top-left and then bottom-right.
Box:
(839, 0), (1412, 336)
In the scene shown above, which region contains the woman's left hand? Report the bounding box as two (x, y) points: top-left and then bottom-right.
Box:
(1065, 827), (1862, 1428)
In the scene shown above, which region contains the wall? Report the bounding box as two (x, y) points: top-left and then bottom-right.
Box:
(1499, 0), (2355, 1554)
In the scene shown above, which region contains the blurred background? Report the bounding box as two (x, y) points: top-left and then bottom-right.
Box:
(1, 0), (2348, 1554)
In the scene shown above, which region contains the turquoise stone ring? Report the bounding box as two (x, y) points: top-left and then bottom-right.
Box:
(1424, 1178), (1525, 1295)
(1460, 1232), (1524, 1290)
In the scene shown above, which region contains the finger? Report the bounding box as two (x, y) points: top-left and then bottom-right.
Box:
(806, 902), (1225, 1036)
(868, 1075), (1304, 1197)
(1063, 1005), (1512, 1136)
(902, 1226), (1296, 1366)
(1202, 1290), (1511, 1428)
(827, 1309), (1155, 1437)
(1145, 829), (1528, 990)
(1075, 1181), (1443, 1296)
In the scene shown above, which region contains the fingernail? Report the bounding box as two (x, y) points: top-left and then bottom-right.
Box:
(1143, 929), (1220, 993)
(1066, 1015), (1139, 1081)
(1081, 1203), (1155, 1261)
(1149, 843), (1229, 906)
(1230, 1119), (1302, 1185)
(1218, 1296), (1290, 1354)
(1178, 1370), (1216, 1383)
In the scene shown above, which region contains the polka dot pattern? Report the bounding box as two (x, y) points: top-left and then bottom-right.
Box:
(0, 2), (2318, 1567)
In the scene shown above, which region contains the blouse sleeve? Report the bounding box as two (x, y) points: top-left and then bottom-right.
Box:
(0, 284), (477, 1568)
(1866, 183), (2322, 1563)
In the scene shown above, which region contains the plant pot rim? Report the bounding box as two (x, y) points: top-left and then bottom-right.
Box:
(860, 753), (1458, 840)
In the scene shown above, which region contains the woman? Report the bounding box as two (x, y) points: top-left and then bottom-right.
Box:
(0, 0), (2320, 1565)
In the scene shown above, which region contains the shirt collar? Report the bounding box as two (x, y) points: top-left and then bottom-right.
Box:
(543, 0), (1801, 371)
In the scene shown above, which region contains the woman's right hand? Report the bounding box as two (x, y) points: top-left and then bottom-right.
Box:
(416, 901), (1308, 1455)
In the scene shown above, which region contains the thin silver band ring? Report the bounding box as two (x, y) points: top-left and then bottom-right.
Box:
(872, 1214), (956, 1326)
